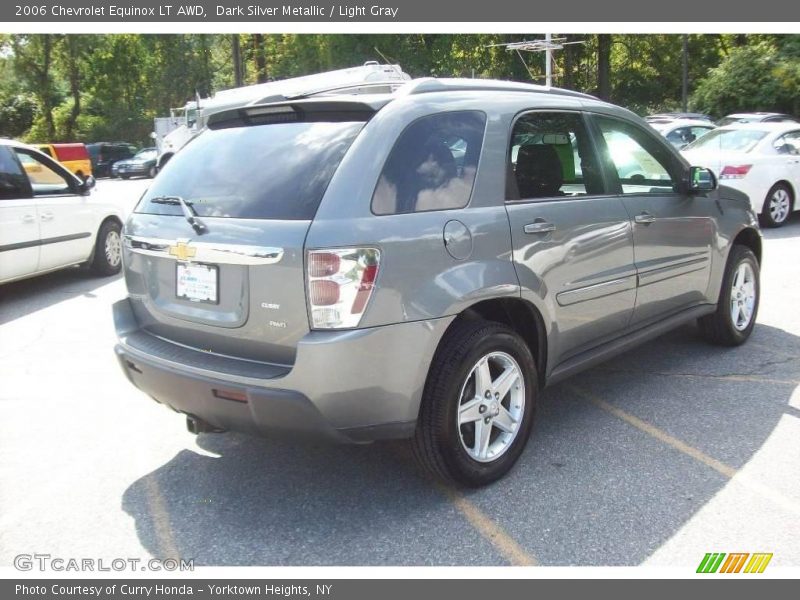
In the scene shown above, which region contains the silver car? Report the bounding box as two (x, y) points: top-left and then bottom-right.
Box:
(114, 78), (762, 486)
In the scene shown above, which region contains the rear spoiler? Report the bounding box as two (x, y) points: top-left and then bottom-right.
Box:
(207, 100), (381, 130)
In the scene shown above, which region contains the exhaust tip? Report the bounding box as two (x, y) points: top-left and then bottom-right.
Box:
(186, 414), (226, 435)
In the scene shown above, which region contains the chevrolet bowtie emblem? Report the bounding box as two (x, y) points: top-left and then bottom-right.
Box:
(169, 240), (196, 261)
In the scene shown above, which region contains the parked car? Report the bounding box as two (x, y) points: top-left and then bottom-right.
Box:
(717, 112), (799, 126)
(0, 139), (124, 285)
(111, 147), (158, 179)
(682, 122), (800, 227)
(35, 143), (93, 180)
(649, 119), (716, 149)
(86, 142), (137, 178)
(645, 112), (714, 124)
(113, 78), (762, 486)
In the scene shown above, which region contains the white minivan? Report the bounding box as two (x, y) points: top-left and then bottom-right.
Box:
(0, 139), (124, 284)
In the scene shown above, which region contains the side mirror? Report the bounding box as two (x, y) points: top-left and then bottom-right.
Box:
(149, 132), (158, 140)
(688, 166), (717, 193)
(79, 175), (96, 194)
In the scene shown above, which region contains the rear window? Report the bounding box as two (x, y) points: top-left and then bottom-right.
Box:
(136, 121), (364, 220)
(685, 128), (767, 153)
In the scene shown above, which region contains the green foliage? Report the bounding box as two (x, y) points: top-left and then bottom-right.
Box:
(691, 40), (800, 117)
(0, 34), (798, 143)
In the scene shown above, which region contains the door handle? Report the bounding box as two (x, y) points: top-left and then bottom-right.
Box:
(22, 214), (36, 224)
(524, 221), (556, 234)
(40, 212), (54, 222)
(634, 212), (656, 225)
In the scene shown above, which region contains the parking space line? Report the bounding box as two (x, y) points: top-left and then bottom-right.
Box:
(567, 385), (800, 518)
(435, 483), (538, 566)
(593, 369), (799, 386)
(144, 475), (181, 560)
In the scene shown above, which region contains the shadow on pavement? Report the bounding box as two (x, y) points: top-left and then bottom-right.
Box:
(122, 322), (799, 566)
(0, 268), (121, 325)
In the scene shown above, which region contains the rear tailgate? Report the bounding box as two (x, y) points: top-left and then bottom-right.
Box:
(122, 105), (373, 366)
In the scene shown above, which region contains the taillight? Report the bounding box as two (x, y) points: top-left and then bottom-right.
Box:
(307, 248), (380, 329)
(720, 165), (752, 179)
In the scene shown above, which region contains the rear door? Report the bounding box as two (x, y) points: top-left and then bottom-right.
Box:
(772, 129), (800, 195)
(590, 114), (714, 326)
(124, 116), (367, 366)
(0, 147), (40, 282)
(504, 111), (637, 364)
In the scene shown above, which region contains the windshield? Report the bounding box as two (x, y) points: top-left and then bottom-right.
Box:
(684, 128), (767, 153)
(135, 121), (364, 220)
(717, 116), (759, 126)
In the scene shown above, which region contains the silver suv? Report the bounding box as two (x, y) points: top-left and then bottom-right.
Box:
(114, 79), (762, 486)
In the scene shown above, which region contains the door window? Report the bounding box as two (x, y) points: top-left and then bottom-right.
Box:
(0, 147), (31, 200)
(507, 111), (605, 200)
(773, 131), (800, 155)
(14, 150), (73, 195)
(595, 116), (679, 195)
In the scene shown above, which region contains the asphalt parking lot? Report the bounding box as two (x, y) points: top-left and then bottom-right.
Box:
(1, 178), (799, 568)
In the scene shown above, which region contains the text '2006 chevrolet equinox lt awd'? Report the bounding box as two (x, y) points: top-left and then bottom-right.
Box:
(114, 78), (762, 486)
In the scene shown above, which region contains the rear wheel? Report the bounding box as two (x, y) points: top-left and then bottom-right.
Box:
(412, 319), (537, 487)
(698, 245), (759, 346)
(760, 183), (793, 228)
(91, 220), (122, 276)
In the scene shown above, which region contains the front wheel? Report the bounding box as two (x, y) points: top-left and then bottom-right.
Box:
(148, 165), (157, 178)
(698, 245), (759, 346)
(412, 319), (537, 487)
(760, 183), (793, 228)
(91, 220), (123, 276)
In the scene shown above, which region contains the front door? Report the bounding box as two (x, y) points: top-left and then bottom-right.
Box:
(591, 115), (714, 326)
(504, 111), (637, 365)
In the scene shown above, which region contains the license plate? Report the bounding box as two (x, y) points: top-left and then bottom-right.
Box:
(176, 263), (218, 304)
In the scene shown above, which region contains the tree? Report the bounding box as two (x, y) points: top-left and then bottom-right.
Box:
(597, 34), (612, 100)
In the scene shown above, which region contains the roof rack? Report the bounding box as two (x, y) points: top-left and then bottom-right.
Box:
(396, 78), (597, 100)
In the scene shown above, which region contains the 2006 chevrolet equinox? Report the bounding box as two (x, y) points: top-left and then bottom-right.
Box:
(114, 78), (762, 486)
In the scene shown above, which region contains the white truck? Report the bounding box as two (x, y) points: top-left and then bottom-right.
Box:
(154, 62), (410, 171)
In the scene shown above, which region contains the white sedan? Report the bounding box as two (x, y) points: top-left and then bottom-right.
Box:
(682, 122), (800, 227)
(0, 139), (124, 284)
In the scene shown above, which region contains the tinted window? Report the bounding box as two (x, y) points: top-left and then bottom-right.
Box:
(595, 116), (678, 194)
(372, 111), (486, 215)
(507, 112), (604, 199)
(0, 147), (30, 199)
(136, 121), (364, 220)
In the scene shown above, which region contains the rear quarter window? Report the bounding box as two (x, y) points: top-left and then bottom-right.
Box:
(371, 111), (487, 215)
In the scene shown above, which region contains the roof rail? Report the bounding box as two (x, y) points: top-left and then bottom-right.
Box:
(396, 78), (597, 100)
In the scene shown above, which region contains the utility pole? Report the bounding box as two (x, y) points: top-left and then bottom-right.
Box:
(682, 35), (689, 112)
(488, 36), (585, 88)
(545, 33), (553, 87)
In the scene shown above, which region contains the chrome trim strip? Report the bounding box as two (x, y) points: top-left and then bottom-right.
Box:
(556, 276), (636, 307)
(123, 235), (284, 266)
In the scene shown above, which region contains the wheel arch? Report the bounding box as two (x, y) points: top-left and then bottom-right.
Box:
(731, 227), (762, 264)
(451, 297), (548, 388)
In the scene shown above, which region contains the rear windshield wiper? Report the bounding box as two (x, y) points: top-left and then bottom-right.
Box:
(150, 195), (208, 235)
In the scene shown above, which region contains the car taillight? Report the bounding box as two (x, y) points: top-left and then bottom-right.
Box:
(307, 248), (380, 329)
(720, 164), (752, 179)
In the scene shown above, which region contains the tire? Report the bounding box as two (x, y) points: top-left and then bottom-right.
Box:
(698, 245), (760, 346)
(412, 319), (537, 487)
(91, 220), (123, 276)
(121, 175), (130, 180)
(148, 165), (157, 178)
(760, 183), (793, 228)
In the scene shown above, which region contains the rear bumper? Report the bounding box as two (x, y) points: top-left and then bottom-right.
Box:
(113, 298), (453, 443)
